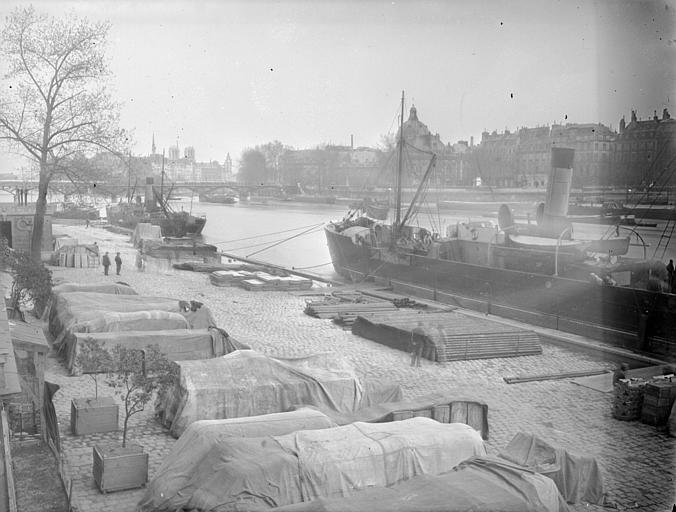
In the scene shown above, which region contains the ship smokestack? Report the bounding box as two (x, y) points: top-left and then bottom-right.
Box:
(145, 177), (157, 210)
(539, 147), (574, 237)
(351, 134), (354, 149)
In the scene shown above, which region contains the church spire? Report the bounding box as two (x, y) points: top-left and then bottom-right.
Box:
(151, 133), (156, 155)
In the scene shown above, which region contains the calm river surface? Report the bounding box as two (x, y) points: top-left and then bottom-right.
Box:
(184, 199), (676, 281)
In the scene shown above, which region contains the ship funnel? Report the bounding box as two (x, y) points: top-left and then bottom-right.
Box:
(145, 177), (157, 210)
(538, 148), (574, 237)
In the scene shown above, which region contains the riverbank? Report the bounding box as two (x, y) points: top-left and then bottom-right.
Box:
(39, 222), (676, 512)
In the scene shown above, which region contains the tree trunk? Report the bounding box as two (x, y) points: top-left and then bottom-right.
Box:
(30, 173), (50, 261)
(122, 415), (129, 448)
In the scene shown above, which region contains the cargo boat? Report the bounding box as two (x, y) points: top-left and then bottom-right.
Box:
(107, 154), (206, 237)
(325, 92), (674, 357)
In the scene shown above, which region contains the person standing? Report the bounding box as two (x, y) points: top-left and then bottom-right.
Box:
(115, 252), (122, 275)
(410, 321), (425, 367)
(667, 259), (674, 293)
(102, 252), (111, 276)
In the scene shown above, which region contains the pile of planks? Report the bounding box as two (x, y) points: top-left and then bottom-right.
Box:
(352, 310), (542, 362)
(241, 273), (313, 291)
(210, 270), (313, 291)
(304, 292), (397, 323)
(209, 270), (257, 287)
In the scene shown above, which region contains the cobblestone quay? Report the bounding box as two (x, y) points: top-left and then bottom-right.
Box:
(42, 224), (675, 512)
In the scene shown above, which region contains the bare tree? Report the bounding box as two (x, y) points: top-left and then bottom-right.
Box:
(0, 7), (127, 260)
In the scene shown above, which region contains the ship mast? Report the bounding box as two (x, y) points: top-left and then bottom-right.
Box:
(394, 90), (405, 237)
(160, 149), (165, 207)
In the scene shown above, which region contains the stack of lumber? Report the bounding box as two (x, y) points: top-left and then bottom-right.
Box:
(304, 296), (397, 320)
(612, 379), (647, 420)
(240, 272), (313, 292)
(209, 270), (256, 287)
(56, 245), (99, 268)
(641, 378), (676, 426)
(352, 310), (542, 362)
(175, 262), (261, 273)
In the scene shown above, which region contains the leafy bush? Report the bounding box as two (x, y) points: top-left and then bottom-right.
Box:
(2, 238), (53, 319)
(10, 252), (53, 318)
(104, 344), (178, 447)
(75, 337), (114, 398)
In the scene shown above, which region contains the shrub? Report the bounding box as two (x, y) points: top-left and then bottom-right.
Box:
(104, 344), (178, 447)
(4, 241), (52, 319)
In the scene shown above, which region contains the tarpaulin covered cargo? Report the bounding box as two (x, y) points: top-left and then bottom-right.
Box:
(131, 222), (162, 247)
(48, 292), (216, 347)
(273, 456), (569, 512)
(51, 282), (137, 297)
(499, 432), (605, 504)
(156, 349), (403, 437)
(139, 408), (337, 512)
(137, 418), (485, 512)
(67, 327), (245, 375)
(44, 282), (137, 320)
(307, 391), (489, 439)
(71, 310), (190, 334)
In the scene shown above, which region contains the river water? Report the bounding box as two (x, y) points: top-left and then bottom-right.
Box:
(183, 199), (676, 281)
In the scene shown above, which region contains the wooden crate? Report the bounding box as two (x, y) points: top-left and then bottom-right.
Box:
(71, 397), (119, 435)
(93, 444), (148, 493)
(412, 409), (432, 419)
(449, 401), (489, 440)
(432, 404), (450, 423)
(390, 410), (413, 421)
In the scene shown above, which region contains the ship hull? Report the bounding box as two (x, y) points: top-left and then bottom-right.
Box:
(324, 224), (674, 356)
(107, 208), (206, 237)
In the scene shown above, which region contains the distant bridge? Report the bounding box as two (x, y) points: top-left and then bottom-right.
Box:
(0, 179), (285, 198)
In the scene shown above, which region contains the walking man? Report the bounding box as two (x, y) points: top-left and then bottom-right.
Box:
(115, 252), (122, 275)
(102, 252), (111, 276)
(410, 321), (425, 367)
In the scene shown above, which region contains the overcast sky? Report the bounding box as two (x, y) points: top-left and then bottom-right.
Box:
(1, 0), (674, 171)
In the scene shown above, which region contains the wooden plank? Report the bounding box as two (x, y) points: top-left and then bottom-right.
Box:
(1, 409), (17, 512)
(504, 368), (610, 384)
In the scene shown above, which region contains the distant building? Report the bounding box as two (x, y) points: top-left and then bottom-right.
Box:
(612, 109), (676, 187)
(168, 145), (181, 161)
(550, 123), (614, 187)
(475, 129), (520, 187)
(149, 140), (228, 182)
(397, 105), (468, 186)
(474, 122), (614, 188)
(224, 154), (233, 180)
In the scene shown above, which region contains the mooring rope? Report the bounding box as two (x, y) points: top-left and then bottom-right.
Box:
(209, 222), (325, 246)
(246, 224), (325, 258)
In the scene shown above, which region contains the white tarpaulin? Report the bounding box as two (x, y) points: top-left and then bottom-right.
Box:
(139, 408), (337, 512)
(137, 418), (485, 512)
(48, 292), (216, 348)
(156, 349), (403, 437)
(68, 327), (241, 375)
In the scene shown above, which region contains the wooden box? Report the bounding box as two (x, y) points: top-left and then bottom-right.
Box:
(71, 397), (119, 435)
(449, 400), (489, 440)
(412, 408), (433, 418)
(93, 444), (148, 493)
(432, 404), (450, 423)
(390, 410), (413, 421)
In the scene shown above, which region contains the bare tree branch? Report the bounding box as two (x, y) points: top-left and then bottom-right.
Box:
(0, 6), (127, 259)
